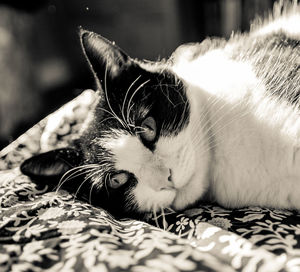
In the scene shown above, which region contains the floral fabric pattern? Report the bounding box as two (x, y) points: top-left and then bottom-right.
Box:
(1, 90), (300, 271)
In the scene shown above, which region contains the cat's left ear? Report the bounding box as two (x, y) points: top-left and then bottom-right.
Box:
(20, 148), (83, 186)
(80, 28), (134, 89)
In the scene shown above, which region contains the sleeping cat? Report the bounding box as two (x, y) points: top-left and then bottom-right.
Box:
(21, 1), (300, 219)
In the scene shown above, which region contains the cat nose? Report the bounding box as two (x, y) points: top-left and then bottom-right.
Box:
(168, 169), (173, 182)
(147, 166), (174, 191)
(160, 169), (174, 191)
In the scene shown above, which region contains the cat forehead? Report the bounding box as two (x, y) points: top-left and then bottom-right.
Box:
(93, 68), (190, 134)
(105, 60), (179, 90)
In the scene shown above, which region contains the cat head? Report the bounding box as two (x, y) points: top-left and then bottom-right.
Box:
(21, 30), (207, 219)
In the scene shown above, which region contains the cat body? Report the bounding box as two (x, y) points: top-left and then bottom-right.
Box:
(21, 1), (300, 218)
(172, 15), (300, 210)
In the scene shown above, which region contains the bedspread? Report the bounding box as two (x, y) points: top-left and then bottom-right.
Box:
(1, 90), (300, 272)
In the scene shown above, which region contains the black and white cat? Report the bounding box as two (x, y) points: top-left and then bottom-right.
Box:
(21, 1), (300, 219)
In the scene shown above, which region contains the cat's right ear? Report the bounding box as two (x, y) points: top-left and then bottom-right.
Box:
(20, 148), (83, 186)
(80, 28), (133, 90)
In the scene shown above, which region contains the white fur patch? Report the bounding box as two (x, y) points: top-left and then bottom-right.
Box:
(254, 14), (300, 39)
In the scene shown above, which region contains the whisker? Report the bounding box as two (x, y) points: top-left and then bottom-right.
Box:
(160, 207), (167, 230)
(88, 168), (106, 184)
(195, 95), (220, 130)
(72, 168), (105, 201)
(193, 109), (252, 156)
(56, 165), (99, 193)
(104, 62), (127, 129)
(165, 207), (176, 215)
(134, 126), (147, 134)
(57, 164), (98, 183)
(98, 116), (117, 125)
(194, 97), (232, 138)
(96, 107), (125, 124)
(104, 173), (110, 197)
(89, 181), (97, 204)
(177, 98), (189, 130)
(72, 174), (92, 201)
(196, 126), (259, 159)
(55, 172), (90, 195)
(191, 97), (250, 148)
(160, 83), (176, 107)
(121, 75), (141, 127)
(126, 79), (151, 124)
(152, 206), (160, 228)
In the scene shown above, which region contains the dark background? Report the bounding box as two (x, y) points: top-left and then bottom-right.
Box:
(0, 0), (275, 149)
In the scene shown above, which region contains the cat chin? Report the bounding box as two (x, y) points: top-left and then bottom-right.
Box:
(134, 184), (177, 212)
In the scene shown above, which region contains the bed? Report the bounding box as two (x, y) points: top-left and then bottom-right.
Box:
(1, 90), (300, 272)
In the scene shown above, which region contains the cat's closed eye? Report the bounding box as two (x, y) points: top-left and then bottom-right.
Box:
(140, 116), (156, 142)
(108, 172), (129, 189)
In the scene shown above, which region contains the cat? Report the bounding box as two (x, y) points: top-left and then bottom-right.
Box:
(21, 1), (300, 219)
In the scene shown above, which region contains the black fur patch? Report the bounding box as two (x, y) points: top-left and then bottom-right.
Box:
(77, 31), (190, 216)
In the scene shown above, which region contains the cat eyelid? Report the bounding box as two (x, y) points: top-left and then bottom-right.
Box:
(108, 172), (129, 189)
(140, 116), (157, 142)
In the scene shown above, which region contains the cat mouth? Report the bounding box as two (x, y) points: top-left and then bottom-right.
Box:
(158, 187), (177, 209)
(160, 185), (176, 191)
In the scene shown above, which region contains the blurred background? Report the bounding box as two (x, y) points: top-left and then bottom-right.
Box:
(0, 0), (276, 149)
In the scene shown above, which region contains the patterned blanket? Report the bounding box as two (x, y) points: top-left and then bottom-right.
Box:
(1, 90), (300, 272)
